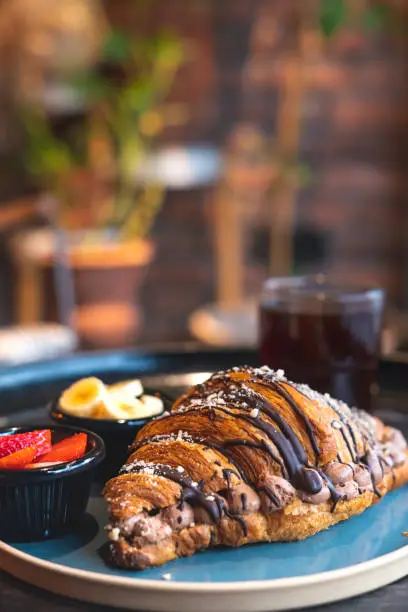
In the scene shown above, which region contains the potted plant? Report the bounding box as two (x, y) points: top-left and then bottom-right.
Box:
(13, 2), (185, 348)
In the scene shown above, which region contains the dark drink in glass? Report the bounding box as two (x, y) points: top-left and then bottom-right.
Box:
(259, 276), (384, 413)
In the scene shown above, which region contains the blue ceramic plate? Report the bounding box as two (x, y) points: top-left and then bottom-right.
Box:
(1, 488), (408, 611)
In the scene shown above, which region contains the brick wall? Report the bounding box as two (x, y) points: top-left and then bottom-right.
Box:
(0, 1), (408, 342)
(106, 0), (217, 143)
(139, 0), (408, 342)
(225, 0), (408, 308)
(300, 33), (408, 305)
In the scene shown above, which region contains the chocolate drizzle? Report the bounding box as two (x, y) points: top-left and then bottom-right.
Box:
(360, 454), (382, 498)
(214, 492), (248, 536)
(332, 420), (358, 463)
(337, 454), (356, 477)
(137, 383), (325, 497)
(242, 412), (322, 493)
(132, 434), (252, 485)
(121, 460), (248, 535)
(319, 471), (342, 510)
(248, 391), (313, 465)
(231, 514), (248, 537)
(174, 375), (324, 496)
(203, 374), (321, 467)
(257, 485), (280, 507)
(326, 398), (360, 462)
(126, 365), (401, 531)
(189, 403), (323, 495)
(223, 437), (285, 475)
(121, 463), (222, 523)
(256, 377), (321, 460)
(222, 468), (239, 489)
(241, 376), (322, 471)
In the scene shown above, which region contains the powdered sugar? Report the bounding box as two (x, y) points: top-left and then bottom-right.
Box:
(108, 527), (120, 541)
(294, 383), (327, 408)
(252, 365), (286, 382)
(324, 393), (353, 419)
(176, 381), (259, 414)
(351, 407), (376, 444)
(119, 460), (197, 487)
(120, 460), (158, 476)
(176, 388), (231, 413)
(173, 365), (290, 415)
(139, 432), (198, 445)
(210, 366), (251, 381)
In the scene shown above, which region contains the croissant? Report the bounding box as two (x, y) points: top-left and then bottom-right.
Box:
(104, 366), (408, 570)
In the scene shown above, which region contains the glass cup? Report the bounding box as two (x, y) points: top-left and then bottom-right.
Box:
(259, 276), (385, 413)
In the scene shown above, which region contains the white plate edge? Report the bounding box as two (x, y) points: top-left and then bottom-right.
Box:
(1, 537), (408, 593)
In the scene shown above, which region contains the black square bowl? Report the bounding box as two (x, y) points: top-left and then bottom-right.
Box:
(0, 425), (105, 542)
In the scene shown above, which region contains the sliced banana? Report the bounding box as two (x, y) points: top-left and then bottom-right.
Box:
(109, 379), (143, 398)
(59, 376), (164, 420)
(107, 389), (164, 420)
(134, 394), (164, 419)
(59, 377), (107, 417)
(126, 395), (164, 419)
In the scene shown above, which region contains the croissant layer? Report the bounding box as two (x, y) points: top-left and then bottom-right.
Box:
(104, 366), (408, 569)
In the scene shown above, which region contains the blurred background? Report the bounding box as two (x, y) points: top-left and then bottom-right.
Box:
(0, 0), (408, 363)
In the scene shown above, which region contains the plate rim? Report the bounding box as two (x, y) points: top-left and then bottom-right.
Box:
(1, 535), (408, 593)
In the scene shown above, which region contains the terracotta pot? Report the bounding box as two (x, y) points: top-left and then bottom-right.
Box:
(9, 229), (155, 349)
(47, 239), (155, 349)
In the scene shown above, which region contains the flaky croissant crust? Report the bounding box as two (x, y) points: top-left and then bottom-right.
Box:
(104, 366), (408, 569)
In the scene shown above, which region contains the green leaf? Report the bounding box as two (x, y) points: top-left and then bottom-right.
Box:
(319, 0), (347, 38)
(69, 72), (111, 103)
(20, 107), (75, 183)
(154, 34), (184, 68)
(28, 143), (73, 182)
(362, 5), (392, 32)
(102, 30), (133, 63)
(121, 78), (158, 115)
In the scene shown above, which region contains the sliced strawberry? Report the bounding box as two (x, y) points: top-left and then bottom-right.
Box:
(0, 446), (37, 469)
(36, 433), (88, 463)
(0, 430), (52, 459)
